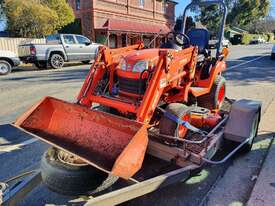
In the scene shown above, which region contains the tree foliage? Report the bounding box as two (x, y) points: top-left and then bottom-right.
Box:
(227, 0), (270, 27)
(4, 0), (74, 38)
(176, 0), (271, 31)
(41, 0), (75, 31)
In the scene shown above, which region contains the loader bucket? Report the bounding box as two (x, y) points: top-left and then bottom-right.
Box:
(15, 97), (148, 179)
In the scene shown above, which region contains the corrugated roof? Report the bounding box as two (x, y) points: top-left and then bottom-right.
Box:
(97, 18), (171, 34)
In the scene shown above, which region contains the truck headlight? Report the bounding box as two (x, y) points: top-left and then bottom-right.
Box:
(133, 61), (148, 73)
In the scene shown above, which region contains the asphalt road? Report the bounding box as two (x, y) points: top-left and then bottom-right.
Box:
(0, 43), (274, 206)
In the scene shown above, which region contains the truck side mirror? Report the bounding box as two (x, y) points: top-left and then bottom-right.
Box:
(85, 41), (91, 46)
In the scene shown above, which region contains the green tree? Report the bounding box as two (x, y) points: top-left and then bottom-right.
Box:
(41, 0), (75, 31)
(179, 0), (271, 30)
(4, 0), (75, 38)
(226, 0), (270, 27)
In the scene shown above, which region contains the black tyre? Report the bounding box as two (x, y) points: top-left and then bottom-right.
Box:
(82, 60), (91, 64)
(241, 110), (260, 153)
(49, 53), (64, 69)
(41, 148), (111, 196)
(0, 60), (12, 75)
(197, 76), (226, 110)
(34, 61), (47, 70)
(159, 103), (191, 139)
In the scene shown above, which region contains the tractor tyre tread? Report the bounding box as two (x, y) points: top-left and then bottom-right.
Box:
(159, 103), (190, 137)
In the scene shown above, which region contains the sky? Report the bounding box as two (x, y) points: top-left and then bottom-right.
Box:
(175, 0), (275, 17)
(175, 0), (191, 17)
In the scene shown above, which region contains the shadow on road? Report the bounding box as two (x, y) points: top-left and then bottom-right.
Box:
(1, 67), (90, 83)
(126, 132), (273, 206)
(225, 56), (275, 85)
(11, 62), (90, 73)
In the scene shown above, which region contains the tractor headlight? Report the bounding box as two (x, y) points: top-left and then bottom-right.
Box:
(119, 58), (127, 71)
(133, 61), (148, 73)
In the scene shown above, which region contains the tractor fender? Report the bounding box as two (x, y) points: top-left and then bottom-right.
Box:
(224, 99), (261, 143)
(196, 61), (226, 88)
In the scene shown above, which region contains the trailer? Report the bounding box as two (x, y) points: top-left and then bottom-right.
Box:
(0, 98), (261, 206)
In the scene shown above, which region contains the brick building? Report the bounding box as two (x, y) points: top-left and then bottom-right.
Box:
(68, 0), (177, 48)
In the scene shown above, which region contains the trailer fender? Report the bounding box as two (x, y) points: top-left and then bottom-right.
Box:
(224, 99), (261, 143)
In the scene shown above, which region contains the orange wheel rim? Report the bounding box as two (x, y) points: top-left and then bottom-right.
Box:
(217, 84), (225, 108)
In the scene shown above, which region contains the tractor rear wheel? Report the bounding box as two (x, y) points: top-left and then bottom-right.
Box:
(197, 76), (226, 110)
(159, 103), (191, 139)
(41, 147), (117, 196)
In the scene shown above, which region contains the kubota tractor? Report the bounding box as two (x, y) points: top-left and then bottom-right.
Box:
(12, 0), (260, 198)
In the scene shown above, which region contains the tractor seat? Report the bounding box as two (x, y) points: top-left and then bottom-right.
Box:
(187, 28), (210, 54)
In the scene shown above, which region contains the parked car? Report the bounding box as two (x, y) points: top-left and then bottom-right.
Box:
(271, 44), (275, 60)
(250, 37), (266, 45)
(222, 38), (230, 48)
(0, 50), (20, 75)
(208, 38), (230, 49)
(18, 34), (100, 69)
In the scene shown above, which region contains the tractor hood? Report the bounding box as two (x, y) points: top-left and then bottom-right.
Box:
(123, 48), (160, 65)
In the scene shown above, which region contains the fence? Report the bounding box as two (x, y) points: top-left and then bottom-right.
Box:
(0, 38), (45, 56)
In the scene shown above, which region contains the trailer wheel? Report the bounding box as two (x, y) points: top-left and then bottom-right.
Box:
(41, 148), (113, 196)
(197, 76), (226, 110)
(159, 103), (191, 139)
(241, 110), (260, 153)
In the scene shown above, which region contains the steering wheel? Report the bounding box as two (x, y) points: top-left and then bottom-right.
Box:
(166, 32), (191, 48)
(174, 32), (191, 48)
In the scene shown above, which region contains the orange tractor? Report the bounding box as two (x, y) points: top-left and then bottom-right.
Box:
(5, 0), (260, 204)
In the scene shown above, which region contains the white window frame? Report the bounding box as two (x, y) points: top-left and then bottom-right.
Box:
(76, 0), (81, 10)
(162, 1), (167, 13)
(139, 0), (145, 8)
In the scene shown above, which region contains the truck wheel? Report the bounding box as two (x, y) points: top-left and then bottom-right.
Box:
(159, 103), (191, 139)
(34, 61), (47, 70)
(0, 60), (12, 75)
(41, 147), (115, 196)
(82, 60), (91, 64)
(49, 54), (64, 69)
(197, 76), (226, 110)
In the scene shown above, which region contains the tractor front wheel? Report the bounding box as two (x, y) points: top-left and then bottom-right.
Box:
(41, 147), (116, 196)
(159, 103), (191, 139)
(197, 76), (226, 110)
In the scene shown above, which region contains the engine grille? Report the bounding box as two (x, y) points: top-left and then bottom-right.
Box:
(118, 76), (147, 95)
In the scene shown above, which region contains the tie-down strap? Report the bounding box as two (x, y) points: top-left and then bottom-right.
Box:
(157, 107), (207, 135)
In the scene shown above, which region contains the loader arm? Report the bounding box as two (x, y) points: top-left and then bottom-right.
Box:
(77, 45), (197, 123)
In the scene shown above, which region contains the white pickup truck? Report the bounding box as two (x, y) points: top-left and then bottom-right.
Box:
(18, 34), (100, 69)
